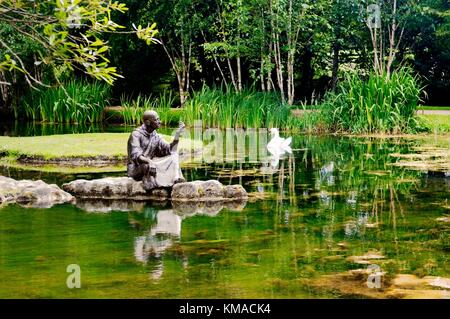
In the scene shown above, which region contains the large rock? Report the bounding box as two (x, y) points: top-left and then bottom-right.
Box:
(0, 176), (74, 208)
(171, 180), (248, 201)
(63, 177), (248, 202)
(62, 177), (169, 200)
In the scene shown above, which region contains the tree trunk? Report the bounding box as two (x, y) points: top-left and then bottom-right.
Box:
(269, 0), (285, 102)
(237, 55), (242, 92)
(201, 30), (228, 89)
(179, 81), (186, 107)
(226, 56), (238, 91)
(161, 40), (189, 107)
(287, 51), (294, 105)
(301, 43), (313, 103)
(260, 56), (266, 91)
(331, 42), (340, 89)
(274, 37), (285, 102)
(286, 0), (294, 105)
(266, 45), (273, 91)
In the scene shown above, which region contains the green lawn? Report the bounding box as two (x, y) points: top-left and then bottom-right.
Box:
(419, 106), (450, 111)
(0, 133), (200, 159)
(419, 114), (450, 133)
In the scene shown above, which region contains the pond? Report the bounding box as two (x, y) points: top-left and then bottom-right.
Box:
(0, 132), (449, 298)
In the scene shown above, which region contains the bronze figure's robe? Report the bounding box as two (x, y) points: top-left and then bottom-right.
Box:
(127, 124), (183, 189)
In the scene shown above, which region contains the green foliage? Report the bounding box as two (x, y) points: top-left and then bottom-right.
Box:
(120, 90), (179, 126)
(21, 80), (111, 124)
(419, 114), (450, 133)
(0, 0), (158, 86)
(182, 86), (297, 130)
(319, 68), (426, 133)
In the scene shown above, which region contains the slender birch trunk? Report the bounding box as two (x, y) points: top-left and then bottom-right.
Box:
(331, 42), (340, 89)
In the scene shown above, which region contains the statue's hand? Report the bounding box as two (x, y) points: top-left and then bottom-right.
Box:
(143, 157), (156, 175)
(177, 121), (186, 135)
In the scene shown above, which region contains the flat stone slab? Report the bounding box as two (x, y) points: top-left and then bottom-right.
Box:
(62, 177), (169, 200)
(0, 176), (74, 208)
(62, 177), (248, 201)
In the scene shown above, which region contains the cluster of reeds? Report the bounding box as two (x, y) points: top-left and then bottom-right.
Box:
(120, 90), (179, 126)
(21, 80), (110, 124)
(319, 68), (425, 134)
(182, 86), (295, 129)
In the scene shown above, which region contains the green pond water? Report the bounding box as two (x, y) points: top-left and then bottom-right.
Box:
(0, 134), (449, 298)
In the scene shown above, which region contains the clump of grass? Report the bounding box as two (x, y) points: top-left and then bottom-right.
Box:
(182, 85), (296, 130)
(21, 80), (111, 124)
(120, 95), (149, 126)
(319, 68), (425, 134)
(120, 90), (180, 126)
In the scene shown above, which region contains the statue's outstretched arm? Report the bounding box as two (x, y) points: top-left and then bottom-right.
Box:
(170, 121), (186, 152)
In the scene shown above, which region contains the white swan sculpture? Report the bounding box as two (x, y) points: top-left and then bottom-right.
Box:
(267, 128), (292, 168)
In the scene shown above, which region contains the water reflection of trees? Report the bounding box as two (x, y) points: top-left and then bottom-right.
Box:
(264, 136), (448, 279)
(125, 136), (446, 287)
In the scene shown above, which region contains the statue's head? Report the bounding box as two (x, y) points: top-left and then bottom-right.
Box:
(143, 110), (161, 130)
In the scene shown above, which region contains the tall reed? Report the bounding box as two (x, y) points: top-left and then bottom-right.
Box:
(182, 86), (294, 130)
(21, 80), (110, 124)
(120, 90), (179, 126)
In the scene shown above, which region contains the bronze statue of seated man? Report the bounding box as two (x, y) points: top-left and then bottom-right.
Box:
(127, 110), (186, 191)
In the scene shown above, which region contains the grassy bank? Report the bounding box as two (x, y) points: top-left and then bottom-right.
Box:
(0, 156), (127, 174)
(419, 114), (450, 133)
(0, 133), (200, 160)
(419, 106), (450, 111)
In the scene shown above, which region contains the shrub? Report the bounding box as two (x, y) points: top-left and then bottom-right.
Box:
(319, 68), (425, 134)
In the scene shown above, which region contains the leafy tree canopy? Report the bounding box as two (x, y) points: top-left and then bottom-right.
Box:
(0, 0), (159, 86)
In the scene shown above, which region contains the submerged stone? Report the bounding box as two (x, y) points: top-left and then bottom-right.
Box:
(392, 274), (450, 290)
(346, 251), (385, 265)
(436, 216), (450, 223)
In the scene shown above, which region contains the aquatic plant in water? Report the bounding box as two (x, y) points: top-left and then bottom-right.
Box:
(319, 68), (425, 134)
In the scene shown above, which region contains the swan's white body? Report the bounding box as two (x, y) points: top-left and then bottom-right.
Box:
(267, 128), (292, 168)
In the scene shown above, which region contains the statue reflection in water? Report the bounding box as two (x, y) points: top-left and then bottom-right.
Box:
(134, 207), (184, 280)
(133, 200), (247, 280)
